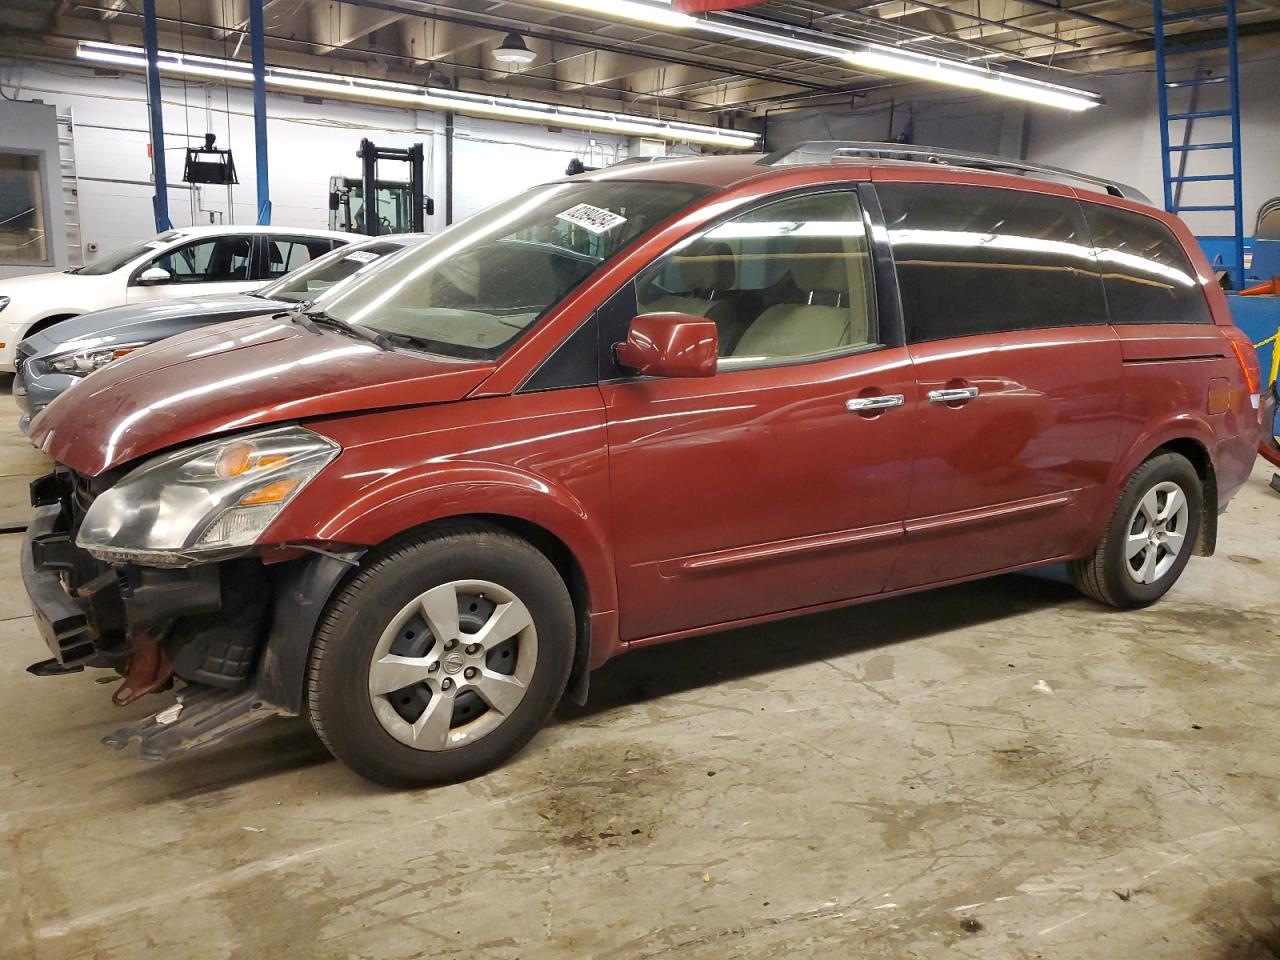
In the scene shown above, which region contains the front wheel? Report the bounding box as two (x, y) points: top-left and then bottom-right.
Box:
(1069, 452), (1203, 608)
(306, 523), (575, 787)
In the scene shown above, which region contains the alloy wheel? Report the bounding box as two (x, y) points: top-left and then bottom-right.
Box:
(366, 579), (538, 751)
(1123, 480), (1190, 585)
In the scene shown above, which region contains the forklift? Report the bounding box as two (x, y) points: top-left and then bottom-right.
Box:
(329, 138), (433, 235)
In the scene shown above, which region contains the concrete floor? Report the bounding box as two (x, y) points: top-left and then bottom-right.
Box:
(1, 376), (1279, 960)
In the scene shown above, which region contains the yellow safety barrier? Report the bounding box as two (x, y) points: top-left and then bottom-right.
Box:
(1259, 331), (1280, 389)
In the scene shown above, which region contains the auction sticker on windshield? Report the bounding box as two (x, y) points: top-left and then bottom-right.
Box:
(344, 250), (380, 264)
(556, 203), (627, 235)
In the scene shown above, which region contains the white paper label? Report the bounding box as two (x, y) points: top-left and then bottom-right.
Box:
(344, 250), (379, 264)
(556, 203), (627, 235)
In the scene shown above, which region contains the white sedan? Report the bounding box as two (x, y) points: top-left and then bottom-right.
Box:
(0, 224), (353, 372)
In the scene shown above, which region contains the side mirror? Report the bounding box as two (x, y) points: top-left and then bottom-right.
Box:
(328, 190), (341, 211)
(136, 266), (171, 286)
(615, 312), (719, 379)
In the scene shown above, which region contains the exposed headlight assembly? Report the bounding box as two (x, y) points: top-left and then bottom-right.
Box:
(47, 341), (150, 375)
(77, 426), (340, 567)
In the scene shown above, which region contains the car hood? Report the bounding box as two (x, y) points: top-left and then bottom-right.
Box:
(19, 295), (290, 357)
(29, 314), (496, 475)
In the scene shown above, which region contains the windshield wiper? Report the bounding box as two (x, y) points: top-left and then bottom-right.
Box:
(293, 308), (393, 351)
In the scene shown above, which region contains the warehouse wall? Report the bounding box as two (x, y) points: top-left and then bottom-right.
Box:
(0, 60), (628, 276)
(767, 53), (1280, 236)
(1026, 55), (1280, 236)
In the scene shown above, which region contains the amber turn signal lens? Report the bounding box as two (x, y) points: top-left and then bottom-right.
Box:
(238, 479), (300, 506)
(215, 442), (255, 479)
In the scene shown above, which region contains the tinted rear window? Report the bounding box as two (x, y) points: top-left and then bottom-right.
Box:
(1081, 204), (1212, 324)
(877, 183), (1108, 343)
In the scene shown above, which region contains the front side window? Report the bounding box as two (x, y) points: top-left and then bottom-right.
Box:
(263, 235), (336, 279)
(877, 183), (1108, 343)
(321, 180), (709, 361)
(146, 234), (254, 284)
(0, 153), (47, 264)
(1081, 204), (1211, 324)
(258, 240), (406, 304)
(635, 189), (877, 367)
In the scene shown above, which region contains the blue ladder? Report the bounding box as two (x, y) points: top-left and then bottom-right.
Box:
(1154, 0), (1245, 288)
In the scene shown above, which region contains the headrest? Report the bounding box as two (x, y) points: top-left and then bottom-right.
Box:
(789, 242), (850, 294)
(674, 240), (735, 292)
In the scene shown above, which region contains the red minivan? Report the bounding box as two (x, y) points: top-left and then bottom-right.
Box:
(21, 143), (1263, 786)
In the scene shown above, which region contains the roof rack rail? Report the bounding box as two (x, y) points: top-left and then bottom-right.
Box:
(761, 141), (1150, 204)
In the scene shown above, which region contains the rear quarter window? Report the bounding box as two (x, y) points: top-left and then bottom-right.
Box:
(1079, 204), (1213, 325)
(876, 182), (1108, 343)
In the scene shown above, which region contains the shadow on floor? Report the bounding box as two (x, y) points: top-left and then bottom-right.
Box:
(558, 571), (1080, 721)
(102, 572), (1083, 799)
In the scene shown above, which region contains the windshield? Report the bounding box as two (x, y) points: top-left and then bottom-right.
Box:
(258, 239), (409, 304)
(75, 231), (184, 275)
(321, 180), (710, 360)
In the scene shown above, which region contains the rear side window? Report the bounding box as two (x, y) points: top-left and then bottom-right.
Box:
(877, 183), (1107, 343)
(1080, 204), (1212, 324)
(262, 235), (335, 279)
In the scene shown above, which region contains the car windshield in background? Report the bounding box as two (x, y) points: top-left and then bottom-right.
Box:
(320, 180), (710, 360)
(258, 239), (408, 304)
(73, 232), (184, 275)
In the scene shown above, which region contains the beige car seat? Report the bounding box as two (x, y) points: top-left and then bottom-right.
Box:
(732, 240), (872, 360)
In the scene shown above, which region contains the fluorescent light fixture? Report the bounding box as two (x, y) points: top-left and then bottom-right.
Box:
(519, 0), (1101, 112)
(75, 41), (759, 149)
(529, 0), (697, 29)
(846, 49), (1101, 111)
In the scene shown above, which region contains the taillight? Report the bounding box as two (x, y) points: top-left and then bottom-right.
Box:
(1225, 326), (1261, 394)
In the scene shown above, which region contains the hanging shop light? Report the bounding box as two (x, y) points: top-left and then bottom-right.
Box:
(493, 33), (538, 66)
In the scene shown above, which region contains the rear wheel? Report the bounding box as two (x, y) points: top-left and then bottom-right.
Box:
(307, 523), (575, 787)
(1069, 452), (1202, 608)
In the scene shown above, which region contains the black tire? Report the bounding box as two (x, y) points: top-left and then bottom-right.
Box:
(1069, 452), (1203, 608)
(307, 521), (575, 787)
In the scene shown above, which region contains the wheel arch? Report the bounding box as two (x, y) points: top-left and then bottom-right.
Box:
(21, 312), (80, 341)
(1108, 424), (1218, 557)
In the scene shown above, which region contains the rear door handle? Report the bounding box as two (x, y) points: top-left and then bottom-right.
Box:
(927, 386), (980, 404)
(846, 394), (905, 412)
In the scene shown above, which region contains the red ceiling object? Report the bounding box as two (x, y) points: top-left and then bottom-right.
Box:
(674, 0), (767, 11)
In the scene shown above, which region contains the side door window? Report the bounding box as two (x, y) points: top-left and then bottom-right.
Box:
(261, 236), (336, 280)
(142, 234), (255, 284)
(632, 189), (877, 368)
(877, 181), (1108, 341)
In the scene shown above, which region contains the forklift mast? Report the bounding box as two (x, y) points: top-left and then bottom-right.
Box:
(355, 138), (430, 236)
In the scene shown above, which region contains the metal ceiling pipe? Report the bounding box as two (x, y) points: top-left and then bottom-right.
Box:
(1010, 0), (1152, 39)
(804, 0), (1082, 51)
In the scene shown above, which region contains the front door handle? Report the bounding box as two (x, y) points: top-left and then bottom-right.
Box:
(846, 394), (905, 413)
(927, 386), (980, 404)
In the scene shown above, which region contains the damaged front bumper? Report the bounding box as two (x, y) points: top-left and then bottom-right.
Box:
(22, 470), (362, 760)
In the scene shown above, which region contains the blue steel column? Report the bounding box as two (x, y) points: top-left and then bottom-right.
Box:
(1226, 0), (1245, 288)
(142, 0), (172, 231)
(249, 0), (271, 224)
(1152, 0), (1175, 215)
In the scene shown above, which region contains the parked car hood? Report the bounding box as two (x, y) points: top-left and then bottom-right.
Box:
(19, 294), (289, 357)
(29, 314), (496, 476)
(1, 268), (119, 310)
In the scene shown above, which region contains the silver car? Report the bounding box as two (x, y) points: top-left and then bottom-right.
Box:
(14, 234), (426, 433)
